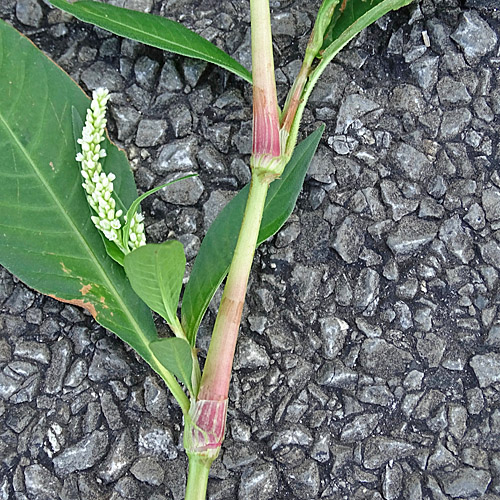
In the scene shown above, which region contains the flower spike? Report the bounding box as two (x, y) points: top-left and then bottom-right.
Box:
(76, 88), (146, 254)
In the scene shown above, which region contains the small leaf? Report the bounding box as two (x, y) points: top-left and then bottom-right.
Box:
(181, 126), (325, 345)
(122, 175), (196, 250)
(150, 337), (194, 394)
(124, 241), (186, 327)
(49, 0), (252, 84)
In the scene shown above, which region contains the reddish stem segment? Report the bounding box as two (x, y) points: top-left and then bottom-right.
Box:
(251, 0), (280, 158)
(197, 174), (270, 403)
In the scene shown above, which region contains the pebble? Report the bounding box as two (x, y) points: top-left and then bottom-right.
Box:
(155, 137), (198, 175)
(392, 143), (432, 181)
(482, 187), (500, 221)
(16, 0), (42, 27)
(285, 460), (320, 498)
(451, 11), (497, 64)
(53, 430), (109, 474)
(410, 56), (439, 91)
(479, 240), (500, 270)
(359, 339), (413, 378)
(138, 424), (177, 459)
(238, 463), (278, 500)
(463, 202), (486, 230)
(440, 108), (472, 141)
(290, 265), (322, 302)
(136, 119), (167, 147)
(98, 431), (135, 483)
(380, 180), (419, 221)
(160, 175), (204, 206)
(340, 414), (380, 443)
(158, 60), (183, 92)
(88, 338), (132, 382)
(383, 462), (403, 500)
(386, 216), (438, 255)
(470, 353), (500, 387)
(207, 122), (233, 154)
(234, 337), (270, 370)
(437, 76), (471, 105)
(110, 106), (141, 142)
(24, 464), (62, 499)
(81, 62), (125, 92)
(130, 457), (164, 486)
(202, 190), (234, 231)
(307, 146), (335, 184)
(335, 94), (380, 134)
(438, 467), (491, 497)
(182, 59), (207, 87)
(134, 56), (160, 89)
(44, 339), (72, 395)
(363, 437), (415, 469)
(316, 360), (358, 389)
(318, 317), (348, 359)
(353, 269), (380, 313)
(310, 432), (330, 463)
(438, 215), (474, 264)
(332, 216), (365, 263)
(13, 341), (50, 364)
(389, 84), (425, 115)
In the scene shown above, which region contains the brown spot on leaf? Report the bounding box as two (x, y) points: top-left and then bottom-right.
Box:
(60, 262), (72, 274)
(49, 295), (98, 319)
(80, 284), (92, 295)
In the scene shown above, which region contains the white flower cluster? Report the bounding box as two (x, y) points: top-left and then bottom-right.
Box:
(76, 88), (146, 253)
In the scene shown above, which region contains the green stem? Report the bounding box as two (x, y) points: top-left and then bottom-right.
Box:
(149, 353), (190, 414)
(170, 316), (201, 396)
(185, 455), (211, 500)
(198, 171), (270, 401)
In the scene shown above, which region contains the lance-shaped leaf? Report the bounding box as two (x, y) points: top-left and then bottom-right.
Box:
(150, 337), (194, 395)
(0, 20), (189, 412)
(49, 0), (252, 84)
(181, 125), (325, 345)
(124, 241), (186, 328)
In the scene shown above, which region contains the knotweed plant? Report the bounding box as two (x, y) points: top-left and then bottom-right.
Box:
(0, 0), (413, 498)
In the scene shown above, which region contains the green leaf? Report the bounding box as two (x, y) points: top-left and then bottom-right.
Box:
(321, 0), (413, 56)
(181, 126), (325, 345)
(49, 0), (252, 84)
(149, 337), (194, 394)
(0, 20), (189, 412)
(124, 241), (186, 327)
(121, 175), (196, 251)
